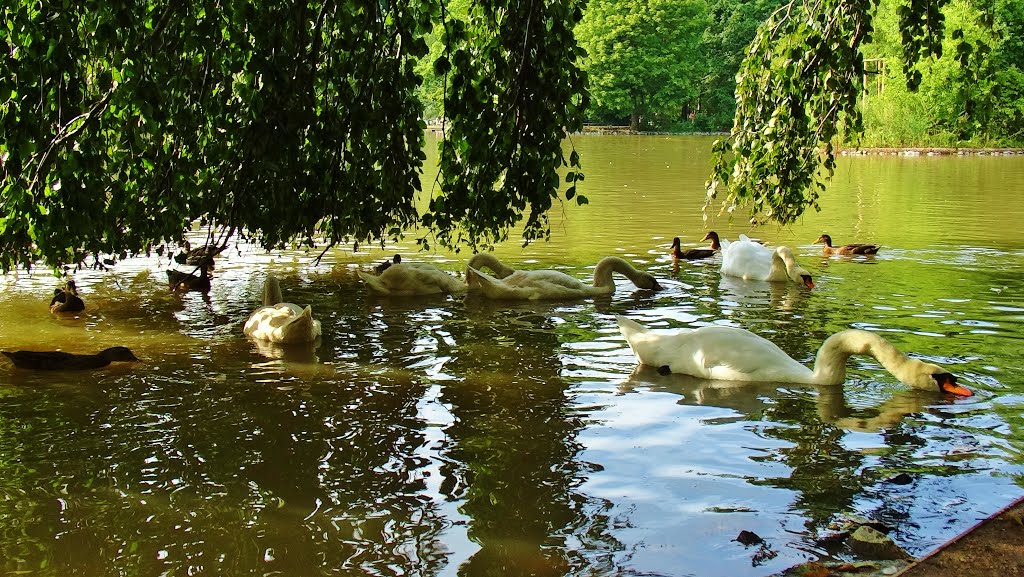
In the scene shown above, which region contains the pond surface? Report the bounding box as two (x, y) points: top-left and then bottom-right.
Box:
(1, 135), (1023, 576)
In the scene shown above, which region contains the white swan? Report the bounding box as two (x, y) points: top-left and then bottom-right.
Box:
(243, 275), (322, 344)
(720, 235), (815, 288)
(466, 256), (662, 300)
(357, 253), (516, 296)
(616, 316), (972, 395)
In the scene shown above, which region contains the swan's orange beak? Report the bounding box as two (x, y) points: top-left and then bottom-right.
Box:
(802, 275), (815, 289)
(938, 373), (972, 397)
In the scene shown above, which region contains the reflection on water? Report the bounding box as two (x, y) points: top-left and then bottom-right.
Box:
(1, 137), (1023, 576)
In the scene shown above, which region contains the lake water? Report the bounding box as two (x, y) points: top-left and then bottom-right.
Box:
(1, 135), (1023, 576)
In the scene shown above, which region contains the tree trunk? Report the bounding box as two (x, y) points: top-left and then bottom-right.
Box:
(630, 111), (640, 132)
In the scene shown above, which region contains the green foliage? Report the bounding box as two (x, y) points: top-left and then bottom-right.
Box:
(425, 0), (589, 251)
(707, 0), (877, 225)
(695, 0), (788, 131)
(576, 0), (708, 130)
(0, 0), (588, 271)
(857, 0), (1022, 146)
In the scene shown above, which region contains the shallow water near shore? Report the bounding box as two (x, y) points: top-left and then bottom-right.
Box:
(1, 134), (1023, 576)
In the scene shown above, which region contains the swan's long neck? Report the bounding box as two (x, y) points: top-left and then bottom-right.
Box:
(811, 330), (918, 385)
(466, 253), (516, 279)
(592, 257), (642, 289)
(773, 248), (807, 282)
(263, 276), (283, 306)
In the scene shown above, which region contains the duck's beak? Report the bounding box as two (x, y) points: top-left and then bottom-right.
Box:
(700, 232), (711, 241)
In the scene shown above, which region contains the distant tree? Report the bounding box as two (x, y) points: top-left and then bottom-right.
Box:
(576, 0), (708, 131)
(695, 0), (786, 131)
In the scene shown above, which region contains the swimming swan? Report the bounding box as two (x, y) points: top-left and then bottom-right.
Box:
(616, 316), (972, 395)
(357, 253), (516, 296)
(243, 275), (322, 344)
(466, 256), (662, 300)
(721, 235), (814, 288)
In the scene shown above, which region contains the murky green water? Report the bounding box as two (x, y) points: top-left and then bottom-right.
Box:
(1, 135), (1023, 576)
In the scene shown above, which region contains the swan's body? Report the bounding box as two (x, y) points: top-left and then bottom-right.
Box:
(816, 234), (881, 256)
(721, 235), (815, 288)
(243, 275), (322, 344)
(670, 232), (721, 260)
(2, 347), (139, 370)
(467, 256), (662, 300)
(616, 317), (971, 395)
(49, 280), (85, 313)
(357, 253), (516, 296)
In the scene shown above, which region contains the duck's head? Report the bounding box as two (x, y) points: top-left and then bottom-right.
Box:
(815, 234), (832, 246)
(100, 347), (140, 363)
(701, 231), (721, 249)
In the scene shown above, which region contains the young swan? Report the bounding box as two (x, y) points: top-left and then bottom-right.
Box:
(721, 235), (814, 288)
(357, 253), (516, 296)
(243, 275), (322, 344)
(466, 256), (662, 300)
(616, 316), (972, 395)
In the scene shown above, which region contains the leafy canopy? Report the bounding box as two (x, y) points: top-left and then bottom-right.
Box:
(705, 0), (989, 225)
(0, 0), (587, 272)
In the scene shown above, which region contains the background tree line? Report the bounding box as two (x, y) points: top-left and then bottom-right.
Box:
(418, 0), (1024, 144)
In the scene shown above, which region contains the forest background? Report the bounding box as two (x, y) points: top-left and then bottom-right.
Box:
(419, 0), (1024, 146)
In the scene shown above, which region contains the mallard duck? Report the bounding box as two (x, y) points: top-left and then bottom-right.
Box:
(373, 254), (402, 275)
(616, 317), (972, 395)
(357, 253), (516, 296)
(174, 242), (227, 268)
(167, 265), (211, 293)
(815, 234), (881, 256)
(721, 235), (815, 288)
(466, 256), (662, 300)
(49, 280), (85, 313)
(243, 275), (322, 344)
(2, 346), (140, 370)
(670, 231), (721, 260)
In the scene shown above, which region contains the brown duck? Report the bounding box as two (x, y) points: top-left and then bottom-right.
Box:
(167, 265), (211, 293)
(49, 280), (85, 314)
(670, 231), (722, 260)
(2, 347), (139, 370)
(815, 234), (881, 256)
(373, 254), (402, 275)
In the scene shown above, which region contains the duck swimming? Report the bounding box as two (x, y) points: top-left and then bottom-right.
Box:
(670, 232), (720, 260)
(815, 234), (881, 256)
(2, 347), (140, 370)
(374, 254), (402, 275)
(466, 256), (662, 300)
(616, 316), (971, 395)
(49, 280), (85, 313)
(167, 265), (211, 293)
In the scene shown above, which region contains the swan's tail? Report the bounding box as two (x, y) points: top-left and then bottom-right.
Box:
(465, 266), (497, 292)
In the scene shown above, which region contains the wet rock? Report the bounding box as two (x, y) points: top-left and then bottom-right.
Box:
(885, 473), (913, 485)
(735, 529), (764, 546)
(847, 526), (913, 561)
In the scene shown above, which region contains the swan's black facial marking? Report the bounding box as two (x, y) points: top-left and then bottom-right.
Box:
(801, 274), (815, 289)
(658, 365), (672, 376)
(932, 372), (973, 397)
